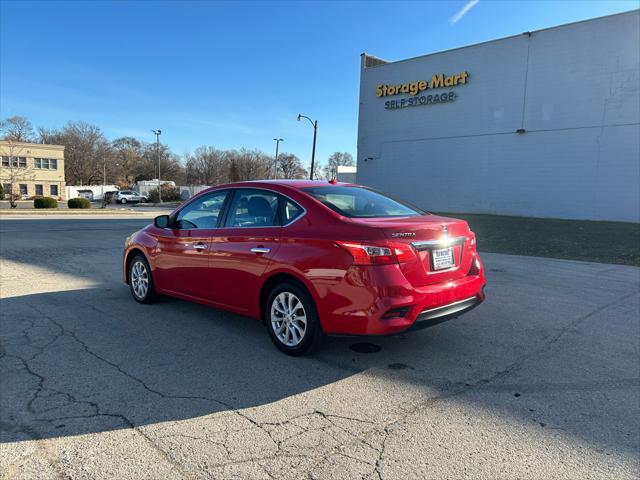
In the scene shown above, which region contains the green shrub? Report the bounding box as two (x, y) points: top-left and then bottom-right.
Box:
(148, 184), (181, 203)
(0, 183), (4, 199)
(68, 197), (91, 209)
(34, 197), (58, 209)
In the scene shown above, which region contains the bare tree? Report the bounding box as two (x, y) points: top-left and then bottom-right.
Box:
(139, 142), (185, 185)
(1, 116), (34, 142)
(5, 114), (341, 190)
(111, 137), (144, 186)
(0, 116), (36, 206)
(277, 153), (307, 179)
(323, 151), (354, 180)
(227, 149), (271, 181)
(41, 122), (112, 185)
(310, 161), (325, 181)
(185, 146), (228, 185)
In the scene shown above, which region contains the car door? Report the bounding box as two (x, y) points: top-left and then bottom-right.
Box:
(152, 189), (230, 299)
(206, 188), (281, 310)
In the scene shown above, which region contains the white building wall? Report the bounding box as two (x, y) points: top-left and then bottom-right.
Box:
(66, 185), (118, 200)
(179, 185), (210, 200)
(357, 11), (640, 222)
(136, 180), (176, 197)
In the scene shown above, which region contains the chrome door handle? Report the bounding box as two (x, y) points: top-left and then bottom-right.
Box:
(251, 247), (271, 254)
(193, 242), (208, 250)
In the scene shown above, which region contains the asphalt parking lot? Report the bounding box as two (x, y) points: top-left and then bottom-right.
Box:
(1, 217), (638, 479)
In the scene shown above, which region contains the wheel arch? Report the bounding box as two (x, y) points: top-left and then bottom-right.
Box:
(258, 271), (317, 324)
(124, 248), (147, 284)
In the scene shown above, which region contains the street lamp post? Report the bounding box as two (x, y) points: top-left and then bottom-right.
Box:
(151, 129), (162, 204)
(102, 157), (106, 208)
(297, 114), (318, 180)
(273, 138), (283, 179)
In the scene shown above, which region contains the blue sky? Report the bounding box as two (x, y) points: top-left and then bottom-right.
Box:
(1, 0), (637, 168)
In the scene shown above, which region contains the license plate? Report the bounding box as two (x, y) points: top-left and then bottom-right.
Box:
(432, 247), (454, 270)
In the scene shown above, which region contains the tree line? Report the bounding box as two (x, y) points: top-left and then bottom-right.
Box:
(0, 115), (355, 188)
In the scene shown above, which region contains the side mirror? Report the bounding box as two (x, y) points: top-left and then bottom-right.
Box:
(154, 215), (170, 229)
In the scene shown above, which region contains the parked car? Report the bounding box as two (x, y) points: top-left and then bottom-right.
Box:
(114, 190), (148, 204)
(122, 181), (486, 355)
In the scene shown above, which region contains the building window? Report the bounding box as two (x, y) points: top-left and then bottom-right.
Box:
(19, 184), (28, 196)
(35, 184), (43, 196)
(34, 158), (58, 170)
(50, 184), (59, 196)
(1, 156), (27, 167)
(2, 183), (10, 199)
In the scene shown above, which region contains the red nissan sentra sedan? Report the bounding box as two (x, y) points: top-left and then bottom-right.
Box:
(123, 180), (486, 355)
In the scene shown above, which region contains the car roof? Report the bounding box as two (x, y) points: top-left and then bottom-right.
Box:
(186, 180), (359, 204)
(206, 179), (356, 191)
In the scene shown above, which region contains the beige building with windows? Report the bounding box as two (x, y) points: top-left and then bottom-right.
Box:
(0, 141), (66, 200)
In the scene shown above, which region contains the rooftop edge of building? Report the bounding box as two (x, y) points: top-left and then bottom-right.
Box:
(361, 8), (639, 70)
(0, 140), (65, 151)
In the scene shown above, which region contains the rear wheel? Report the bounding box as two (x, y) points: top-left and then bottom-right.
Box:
(265, 282), (323, 356)
(120, 198), (127, 204)
(129, 255), (156, 303)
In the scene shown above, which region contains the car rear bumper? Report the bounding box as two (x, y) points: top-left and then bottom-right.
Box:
(317, 253), (486, 336)
(408, 292), (483, 331)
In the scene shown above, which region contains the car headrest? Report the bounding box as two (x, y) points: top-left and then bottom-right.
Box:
(248, 196), (273, 217)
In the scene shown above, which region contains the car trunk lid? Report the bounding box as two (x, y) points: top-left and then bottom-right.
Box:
(348, 214), (473, 286)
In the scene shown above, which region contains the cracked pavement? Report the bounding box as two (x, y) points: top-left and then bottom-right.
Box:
(1, 217), (638, 479)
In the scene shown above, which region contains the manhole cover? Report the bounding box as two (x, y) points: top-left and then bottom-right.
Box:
(349, 342), (382, 353)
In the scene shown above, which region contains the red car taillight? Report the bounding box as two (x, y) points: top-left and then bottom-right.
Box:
(336, 241), (417, 266)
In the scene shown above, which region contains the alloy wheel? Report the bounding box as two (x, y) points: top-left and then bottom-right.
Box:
(271, 291), (307, 347)
(131, 260), (149, 299)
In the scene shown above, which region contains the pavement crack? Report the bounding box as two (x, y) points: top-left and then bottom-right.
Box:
(302, 289), (640, 477)
(373, 426), (390, 480)
(27, 303), (232, 408)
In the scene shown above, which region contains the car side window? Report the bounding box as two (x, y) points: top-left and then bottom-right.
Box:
(225, 189), (279, 227)
(176, 190), (228, 229)
(282, 198), (303, 224)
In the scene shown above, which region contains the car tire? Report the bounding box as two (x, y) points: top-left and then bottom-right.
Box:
(128, 254), (157, 304)
(265, 282), (324, 356)
(121, 198), (127, 204)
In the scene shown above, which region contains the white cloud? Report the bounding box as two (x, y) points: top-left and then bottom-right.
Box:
(449, 0), (480, 25)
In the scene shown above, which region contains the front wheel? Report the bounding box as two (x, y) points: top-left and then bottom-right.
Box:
(265, 282), (323, 356)
(120, 198), (127, 204)
(129, 255), (157, 303)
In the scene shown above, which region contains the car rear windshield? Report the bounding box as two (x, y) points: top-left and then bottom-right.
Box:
(302, 186), (424, 218)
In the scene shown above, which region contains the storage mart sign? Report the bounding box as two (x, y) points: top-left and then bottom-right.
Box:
(376, 71), (469, 110)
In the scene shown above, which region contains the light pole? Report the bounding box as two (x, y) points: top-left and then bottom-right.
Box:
(273, 138), (283, 179)
(297, 114), (317, 180)
(102, 157), (106, 207)
(151, 129), (162, 204)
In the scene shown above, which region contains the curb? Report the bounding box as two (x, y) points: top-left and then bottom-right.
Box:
(0, 209), (143, 216)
